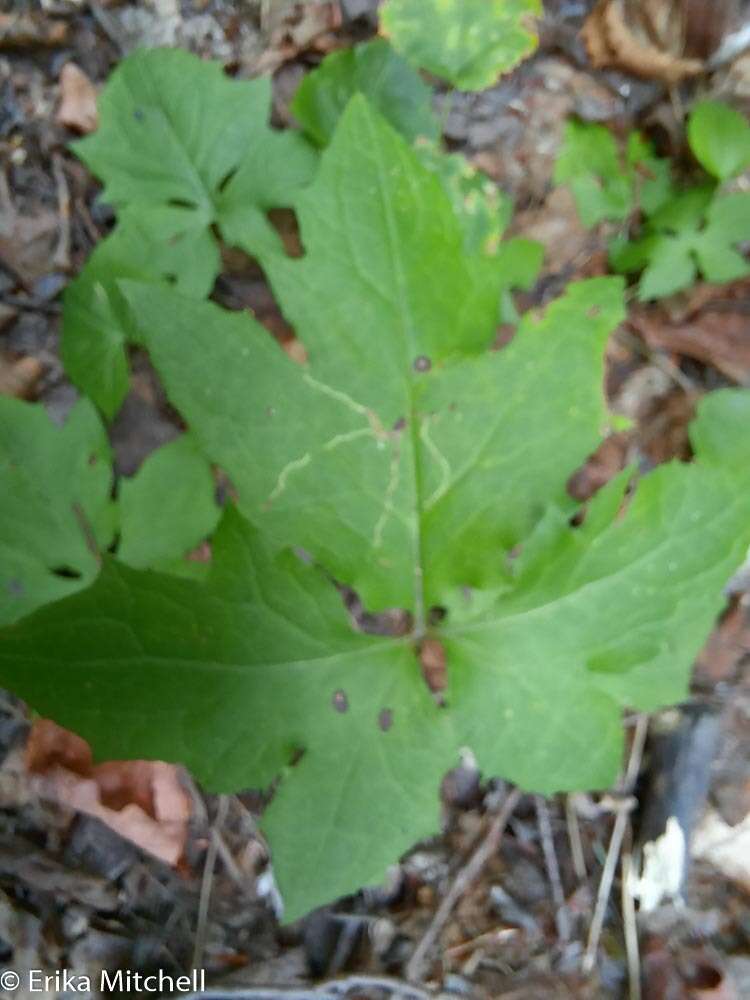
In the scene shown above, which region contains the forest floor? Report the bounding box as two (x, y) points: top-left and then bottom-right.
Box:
(0, 1), (749, 998)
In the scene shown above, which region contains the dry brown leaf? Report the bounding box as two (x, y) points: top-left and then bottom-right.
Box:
(583, 0), (703, 84)
(26, 718), (190, 866)
(0, 354), (42, 399)
(693, 809), (750, 894)
(26, 717), (91, 775)
(0, 210), (60, 287)
(567, 432), (630, 501)
(512, 187), (599, 277)
(694, 602), (750, 686)
(630, 306), (750, 384)
(57, 63), (98, 134)
(255, 2), (342, 73)
(0, 13), (68, 49)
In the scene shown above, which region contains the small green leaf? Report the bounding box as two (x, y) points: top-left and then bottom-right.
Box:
(63, 48), (317, 418)
(612, 187), (749, 299)
(688, 100), (750, 181)
(61, 208), (219, 419)
(117, 435), (220, 571)
(637, 236), (697, 300)
(690, 388), (750, 465)
(0, 398), (113, 625)
(380, 0), (541, 91)
(292, 38), (439, 146)
(555, 121), (632, 226)
(647, 185), (715, 232)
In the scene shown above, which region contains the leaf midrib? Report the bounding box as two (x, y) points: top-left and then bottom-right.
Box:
(366, 108), (428, 636)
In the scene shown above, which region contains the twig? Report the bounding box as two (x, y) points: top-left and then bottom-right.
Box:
(192, 794), (229, 973)
(322, 975), (435, 999)
(709, 22), (750, 69)
(179, 975), (435, 1000)
(535, 796), (570, 941)
(52, 153), (71, 270)
(212, 827), (249, 891)
(406, 786), (521, 983)
(445, 926), (517, 961)
(621, 839), (641, 1000)
(582, 799), (632, 975)
(87, 0), (128, 54)
(582, 715), (648, 975)
(565, 794), (587, 881)
(624, 715), (649, 792)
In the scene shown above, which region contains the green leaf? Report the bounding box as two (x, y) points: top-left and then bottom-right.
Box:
(555, 121), (632, 226)
(688, 100), (750, 181)
(63, 48), (316, 418)
(117, 435), (220, 571)
(4, 98), (750, 924)
(0, 398), (114, 625)
(291, 38), (439, 146)
(612, 187), (749, 300)
(75, 48), (317, 257)
(637, 235), (697, 300)
(61, 208), (220, 419)
(0, 509), (458, 921)
(380, 0), (541, 90)
(693, 192), (750, 284)
(647, 185), (715, 233)
(124, 99), (614, 613)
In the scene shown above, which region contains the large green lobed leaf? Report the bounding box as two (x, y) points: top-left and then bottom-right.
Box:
(3, 99), (750, 921)
(65, 48), (317, 418)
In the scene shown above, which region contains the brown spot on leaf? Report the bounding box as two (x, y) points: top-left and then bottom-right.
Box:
(378, 708), (393, 732)
(332, 689), (349, 713)
(413, 355), (431, 373)
(393, 416), (406, 431)
(419, 638), (447, 695)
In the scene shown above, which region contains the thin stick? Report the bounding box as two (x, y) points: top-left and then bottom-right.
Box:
(582, 715), (648, 975)
(624, 715), (649, 792)
(565, 795), (587, 881)
(322, 975), (435, 999)
(52, 154), (71, 270)
(406, 787), (521, 983)
(179, 977), (434, 1000)
(88, 1), (128, 54)
(582, 802), (630, 975)
(535, 796), (570, 941)
(192, 795), (229, 972)
(621, 843), (641, 1000)
(445, 926), (517, 960)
